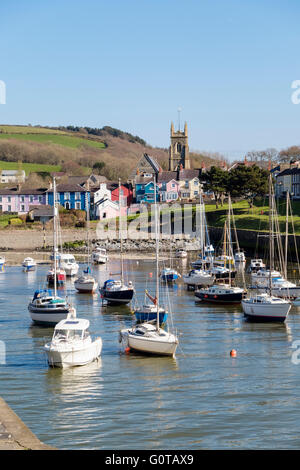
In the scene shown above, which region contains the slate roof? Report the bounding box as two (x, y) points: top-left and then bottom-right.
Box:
(47, 183), (87, 193)
(157, 171), (178, 183)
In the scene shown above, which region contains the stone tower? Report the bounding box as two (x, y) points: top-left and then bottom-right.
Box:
(169, 121), (190, 171)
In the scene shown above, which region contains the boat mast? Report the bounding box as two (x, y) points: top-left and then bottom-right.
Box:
(119, 178), (124, 284)
(53, 177), (57, 298)
(284, 191), (289, 279)
(269, 174), (274, 295)
(86, 181), (90, 271)
(154, 177), (160, 330)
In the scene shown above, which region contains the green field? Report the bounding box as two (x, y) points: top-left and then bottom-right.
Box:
(0, 160), (61, 175)
(0, 132), (105, 150)
(0, 125), (67, 134)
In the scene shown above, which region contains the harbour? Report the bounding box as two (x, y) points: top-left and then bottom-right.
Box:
(1, 253), (300, 450)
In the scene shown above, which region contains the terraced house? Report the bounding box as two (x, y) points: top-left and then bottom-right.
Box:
(47, 183), (90, 210)
(0, 188), (46, 214)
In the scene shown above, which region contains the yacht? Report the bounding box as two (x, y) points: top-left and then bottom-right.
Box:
(242, 293), (291, 322)
(59, 253), (79, 277)
(182, 269), (214, 289)
(28, 289), (70, 325)
(92, 247), (108, 264)
(100, 279), (134, 305)
(248, 258), (266, 273)
(195, 284), (246, 304)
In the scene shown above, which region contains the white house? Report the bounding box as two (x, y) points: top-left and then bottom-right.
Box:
(1, 170), (26, 184)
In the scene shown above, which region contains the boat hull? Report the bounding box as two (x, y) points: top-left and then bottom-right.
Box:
(45, 338), (102, 368)
(28, 308), (69, 325)
(242, 300), (291, 322)
(195, 291), (244, 304)
(100, 288), (134, 305)
(134, 310), (168, 324)
(120, 330), (177, 357)
(74, 279), (98, 293)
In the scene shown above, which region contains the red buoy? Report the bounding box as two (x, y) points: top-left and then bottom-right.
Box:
(125, 347), (130, 354)
(230, 349), (237, 357)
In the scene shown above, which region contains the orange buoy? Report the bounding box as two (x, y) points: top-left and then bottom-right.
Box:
(149, 272), (153, 278)
(125, 347), (130, 354)
(230, 349), (237, 357)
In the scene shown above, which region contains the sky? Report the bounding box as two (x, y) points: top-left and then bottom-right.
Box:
(0, 0), (300, 161)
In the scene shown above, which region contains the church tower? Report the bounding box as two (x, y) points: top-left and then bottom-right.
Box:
(169, 121), (190, 171)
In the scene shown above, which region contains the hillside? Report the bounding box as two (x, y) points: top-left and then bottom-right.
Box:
(0, 124), (226, 180)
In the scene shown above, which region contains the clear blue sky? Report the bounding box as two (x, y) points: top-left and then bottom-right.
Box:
(1, 0), (300, 160)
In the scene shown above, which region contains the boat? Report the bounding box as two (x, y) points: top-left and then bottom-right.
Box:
(234, 250), (246, 263)
(47, 267), (66, 286)
(28, 289), (70, 325)
(100, 279), (134, 305)
(75, 186), (98, 293)
(242, 293), (291, 322)
(247, 258), (266, 273)
(99, 179), (134, 305)
(120, 177), (179, 357)
(251, 268), (282, 287)
(134, 303), (168, 324)
(175, 249), (187, 258)
(59, 253), (79, 277)
(74, 270), (98, 293)
(241, 174), (291, 322)
(22, 257), (37, 272)
(160, 267), (179, 282)
(92, 246), (108, 264)
(182, 269), (215, 289)
(28, 177), (70, 325)
(44, 308), (102, 368)
(195, 284), (245, 304)
(0, 255), (5, 271)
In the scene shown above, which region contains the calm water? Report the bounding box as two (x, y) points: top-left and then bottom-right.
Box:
(1, 255), (300, 450)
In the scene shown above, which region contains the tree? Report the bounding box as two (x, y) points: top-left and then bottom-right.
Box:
(92, 161), (106, 175)
(204, 166), (229, 208)
(227, 164), (268, 206)
(278, 146), (300, 163)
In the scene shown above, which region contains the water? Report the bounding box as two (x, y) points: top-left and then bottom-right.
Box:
(1, 255), (300, 449)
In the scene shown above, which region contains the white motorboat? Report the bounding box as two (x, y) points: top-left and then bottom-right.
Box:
(75, 274), (98, 293)
(251, 277), (300, 299)
(251, 269), (283, 287)
(234, 250), (246, 263)
(92, 247), (108, 264)
(44, 309), (102, 368)
(247, 258), (266, 273)
(182, 269), (214, 289)
(22, 257), (37, 272)
(120, 322), (178, 357)
(242, 293), (291, 322)
(59, 253), (79, 277)
(0, 255), (5, 271)
(175, 249), (187, 258)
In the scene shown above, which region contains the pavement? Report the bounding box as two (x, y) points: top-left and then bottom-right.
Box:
(0, 397), (55, 450)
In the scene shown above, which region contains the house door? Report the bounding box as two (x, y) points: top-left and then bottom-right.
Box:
(65, 202), (70, 210)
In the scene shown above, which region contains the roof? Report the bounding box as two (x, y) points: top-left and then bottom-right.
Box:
(47, 183), (88, 193)
(134, 176), (154, 185)
(1, 170), (25, 176)
(157, 171), (178, 183)
(29, 205), (53, 217)
(0, 188), (46, 195)
(55, 318), (90, 330)
(143, 153), (160, 173)
(178, 169), (200, 180)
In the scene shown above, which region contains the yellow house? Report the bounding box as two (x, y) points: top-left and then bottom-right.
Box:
(178, 169), (201, 201)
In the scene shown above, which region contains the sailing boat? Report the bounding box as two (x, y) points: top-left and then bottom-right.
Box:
(119, 178), (178, 357)
(99, 179), (134, 305)
(242, 175), (291, 322)
(160, 235), (180, 283)
(28, 177), (70, 325)
(195, 196), (246, 304)
(47, 188), (66, 286)
(75, 185), (98, 293)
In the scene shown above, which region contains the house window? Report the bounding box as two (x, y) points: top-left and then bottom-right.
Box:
(0, 205), (2, 211)
(20, 196), (25, 202)
(102, 212), (106, 218)
(64, 192), (70, 200)
(185, 181), (189, 188)
(38, 196), (43, 203)
(7, 197), (11, 203)
(75, 202), (81, 210)
(21, 205), (25, 212)
(0, 196), (2, 202)
(8, 205), (11, 212)
(172, 183), (175, 188)
(75, 192), (80, 200)
(29, 196), (34, 203)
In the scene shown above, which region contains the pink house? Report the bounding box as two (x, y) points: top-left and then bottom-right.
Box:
(157, 171), (179, 202)
(0, 188), (46, 214)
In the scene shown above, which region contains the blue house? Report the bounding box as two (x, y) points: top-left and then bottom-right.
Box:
(135, 177), (160, 204)
(47, 183), (90, 211)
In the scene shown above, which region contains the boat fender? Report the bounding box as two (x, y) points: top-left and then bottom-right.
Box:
(214, 295), (218, 299)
